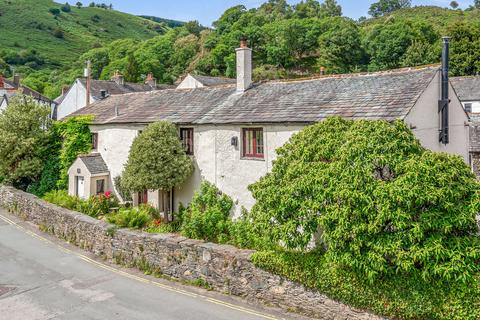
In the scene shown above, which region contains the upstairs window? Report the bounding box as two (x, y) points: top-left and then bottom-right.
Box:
(242, 128), (264, 159)
(465, 103), (473, 113)
(180, 128), (194, 155)
(92, 132), (98, 150)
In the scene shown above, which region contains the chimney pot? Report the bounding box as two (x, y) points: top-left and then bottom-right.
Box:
(145, 72), (157, 89)
(111, 70), (124, 86)
(240, 37), (248, 49)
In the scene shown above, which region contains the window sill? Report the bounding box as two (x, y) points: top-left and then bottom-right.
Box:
(240, 156), (265, 162)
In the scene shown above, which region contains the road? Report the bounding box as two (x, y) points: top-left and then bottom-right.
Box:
(0, 209), (301, 320)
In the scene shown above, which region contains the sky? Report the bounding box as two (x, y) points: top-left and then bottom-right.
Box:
(80, 0), (472, 26)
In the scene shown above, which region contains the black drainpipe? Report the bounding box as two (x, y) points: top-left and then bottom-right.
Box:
(439, 37), (450, 145)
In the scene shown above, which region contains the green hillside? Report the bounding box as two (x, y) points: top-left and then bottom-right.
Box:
(0, 0), (167, 68)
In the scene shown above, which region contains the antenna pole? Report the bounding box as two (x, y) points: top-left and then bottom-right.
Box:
(86, 60), (91, 107)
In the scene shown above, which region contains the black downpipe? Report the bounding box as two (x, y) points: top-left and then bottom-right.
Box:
(439, 37), (450, 145)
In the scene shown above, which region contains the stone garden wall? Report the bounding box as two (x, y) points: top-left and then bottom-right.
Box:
(0, 186), (381, 320)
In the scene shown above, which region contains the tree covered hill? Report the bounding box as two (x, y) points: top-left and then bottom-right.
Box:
(3, 1), (480, 99)
(0, 0), (171, 78)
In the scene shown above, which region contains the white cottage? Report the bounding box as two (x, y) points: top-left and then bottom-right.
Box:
(0, 75), (56, 112)
(68, 39), (469, 217)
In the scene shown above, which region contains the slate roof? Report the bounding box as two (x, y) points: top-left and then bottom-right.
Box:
(79, 154), (109, 174)
(78, 79), (174, 100)
(3, 79), (55, 106)
(71, 66), (439, 125)
(190, 75), (236, 87)
(451, 76), (480, 102)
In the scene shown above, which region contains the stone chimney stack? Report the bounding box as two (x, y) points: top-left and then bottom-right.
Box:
(236, 38), (252, 92)
(13, 74), (20, 87)
(145, 72), (157, 89)
(111, 70), (125, 86)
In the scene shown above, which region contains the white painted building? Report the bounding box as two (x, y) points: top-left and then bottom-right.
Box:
(0, 75), (56, 112)
(54, 73), (172, 120)
(176, 74), (236, 89)
(451, 76), (480, 175)
(68, 41), (469, 218)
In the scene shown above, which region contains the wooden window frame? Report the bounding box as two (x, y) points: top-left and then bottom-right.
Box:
(91, 132), (98, 150)
(242, 128), (264, 159)
(180, 128), (194, 155)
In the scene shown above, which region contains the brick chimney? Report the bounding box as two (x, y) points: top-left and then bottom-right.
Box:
(111, 70), (125, 86)
(236, 37), (252, 92)
(0, 75), (4, 89)
(145, 72), (157, 89)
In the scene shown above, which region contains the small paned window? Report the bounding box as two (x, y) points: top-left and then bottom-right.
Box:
(465, 103), (473, 113)
(92, 132), (98, 150)
(180, 128), (194, 155)
(96, 179), (105, 195)
(242, 128), (264, 159)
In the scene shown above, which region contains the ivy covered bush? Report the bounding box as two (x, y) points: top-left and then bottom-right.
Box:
(249, 117), (480, 282)
(180, 181), (234, 243)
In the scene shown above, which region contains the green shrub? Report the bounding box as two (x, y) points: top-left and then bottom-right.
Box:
(76, 192), (119, 218)
(252, 250), (480, 320)
(180, 181), (233, 243)
(44, 190), (118, 218)
(107, 205), (158, 229)
(43, 190), (80, 210)
(249, 117), (480, 282)
(113, 176), (132, 202)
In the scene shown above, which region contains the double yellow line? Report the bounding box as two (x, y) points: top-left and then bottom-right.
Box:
(0, 213), (281, 320)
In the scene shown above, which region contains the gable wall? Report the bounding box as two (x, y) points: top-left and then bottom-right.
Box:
(176, 75), (204, 89)
(57, 80), (93, 120)
(405, 72), (469, 162)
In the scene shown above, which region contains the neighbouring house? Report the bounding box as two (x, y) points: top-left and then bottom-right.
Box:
(176, 74), (236, 89)
(451, 76), (480, 175)
(68, 39), (469, 218)
(0, 74), (56, 112)
(54, 72), (173, 120)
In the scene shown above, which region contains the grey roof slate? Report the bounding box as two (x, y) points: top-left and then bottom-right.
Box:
(71, 66), (438, 125)
(451, 76), (480, 102)
(3, 79), (55, 105)
(80, 154), (109, 174)
(190, 75), (236, 87)
(78, 79), (174, 100)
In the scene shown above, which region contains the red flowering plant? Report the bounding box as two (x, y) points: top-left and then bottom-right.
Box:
(77, 191), (119, 218)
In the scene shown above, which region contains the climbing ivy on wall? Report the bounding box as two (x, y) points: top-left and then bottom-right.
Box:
(55, 116), (94, 190)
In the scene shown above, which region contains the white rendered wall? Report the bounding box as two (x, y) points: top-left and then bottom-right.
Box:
(176, 75), (204, 89)
(405, 72), (469, 162)
(57, 80), (93, 120)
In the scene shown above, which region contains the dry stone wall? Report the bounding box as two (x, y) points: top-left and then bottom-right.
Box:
(0, 186), (382, 320)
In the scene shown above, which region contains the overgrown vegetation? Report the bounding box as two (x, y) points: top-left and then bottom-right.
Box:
(0, 97), (94, 195)
(43, 190), (119, 218)
(179, 181), (234, 243)
(121, 121), (193, 219)
(0, 96), (51, 190)
(248, 117), (480, 283)
(107, 205), (158, 229)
